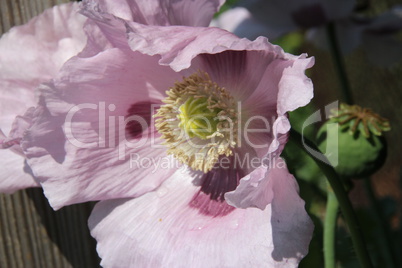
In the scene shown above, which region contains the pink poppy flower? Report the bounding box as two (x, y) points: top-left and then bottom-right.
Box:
(0, 2), (87, 193)
(21, 1), (314, 266)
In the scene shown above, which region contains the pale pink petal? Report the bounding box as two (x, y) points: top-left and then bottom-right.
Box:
(1, 108), (35, 154)
(79, 0), (225, 56)
(236, 54), (311, 159)
(225, 157), (291, 210)
(243, 54), (314, 117)
(0, 86), (35, 138)
(189, 49), (281, 103)
(84, 0), (224, 27)
(276, 56), (315, 114)
(0, 104), (38, 195)
(126, 22), (313, 116)
(23, 48), (183, 209)
(0, 149), (39, 193)
(0, 2), (86, 85)
(269, 161), (314, 263)
(268, 116), (291, 154)
(0, 3), (87, 192)
(79, 2), (133, 53)
(89, 168), (312, 267)
(0, 2), (87, 134)
(186, 48), (311, 160)
(224, 164), (273, 209)
(126, 23), (296, 72)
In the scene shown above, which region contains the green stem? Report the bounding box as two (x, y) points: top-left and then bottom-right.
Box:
(290, 129), (373, 268)
(324, 187), (339, 268)
(326, 22), (354, 104)
(364, 178), (396, 268)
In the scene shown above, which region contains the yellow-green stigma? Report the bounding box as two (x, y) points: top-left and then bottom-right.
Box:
(178, 97), (221, 139)
(154, 71), (238, 173)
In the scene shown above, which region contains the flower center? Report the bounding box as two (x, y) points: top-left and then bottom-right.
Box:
(178, 97), (221, 139)
(155, 71), (238, 173)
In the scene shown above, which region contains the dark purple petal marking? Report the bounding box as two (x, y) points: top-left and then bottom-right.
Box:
(189, 154), (245, 217)
(126, 101), (160, 139)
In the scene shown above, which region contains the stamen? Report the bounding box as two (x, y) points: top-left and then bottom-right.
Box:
(155, 71), (238, 172)
(330, 103), (391, 137)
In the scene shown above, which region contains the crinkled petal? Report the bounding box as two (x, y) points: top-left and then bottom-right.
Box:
(0, 126), (39, 193)
(268, 116), (291, 155)
(89, 168), (312, 268)
(225, 164), (273, 209)
(0, 108), (38, 194)
(190, 49), (279, 105)
(269, 160), (314, 263)
(243, 54), (314, 117)
(23, 48), (182, 209)
(1, 108), (35, 154)
(276, 56), (314, 114)
(79, 0), (225, 56)
(0, 2), (87, 134)
(125, 25), (313, 171)
(0, 149), (39, 193)
(0, 3), (86, 192)
(84, 0), (224, 27)
(225, 157), (291, 210)
(185, 47), (312, 159)
(0, 2), (86, 85)
(79, 2), (133, 53)
(126, 23), (297, 72)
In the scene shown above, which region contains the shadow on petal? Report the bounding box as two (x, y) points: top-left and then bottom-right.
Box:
(270, 165), (313, 262)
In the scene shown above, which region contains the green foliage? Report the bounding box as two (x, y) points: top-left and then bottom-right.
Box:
(272, 32), (304, 54)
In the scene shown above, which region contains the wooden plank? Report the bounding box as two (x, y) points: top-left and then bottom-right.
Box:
(0, 1), (100, 267)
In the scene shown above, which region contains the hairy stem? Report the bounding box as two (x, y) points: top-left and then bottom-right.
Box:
(324, 187), (339, 268)
(290, 129), (373, 268)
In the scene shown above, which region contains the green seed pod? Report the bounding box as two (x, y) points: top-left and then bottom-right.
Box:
(317, 103), (390, 178)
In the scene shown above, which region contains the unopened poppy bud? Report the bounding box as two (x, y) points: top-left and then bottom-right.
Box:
(317, 103), (390, 178)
